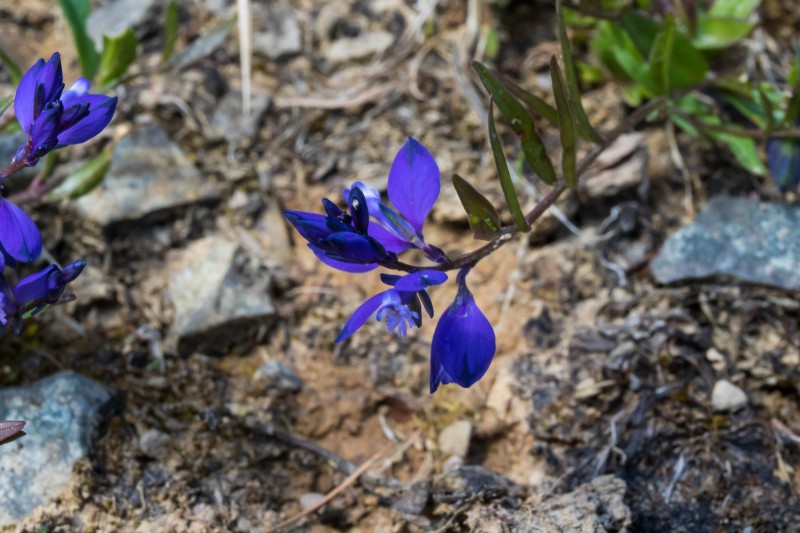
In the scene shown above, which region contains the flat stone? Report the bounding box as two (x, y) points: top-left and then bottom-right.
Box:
(254, 360), (302, 393)
(167, 234), (276, 355)
(0, 371), (114, 526)
(252, 1), (303, 60)
(208, 90), (272, 142)
(438, 420), (472, 458)
(87, 0), (163, 49)
(712, 379), (748, 412)
(73, 124), (219, 228)
(651, 196), (800, 289)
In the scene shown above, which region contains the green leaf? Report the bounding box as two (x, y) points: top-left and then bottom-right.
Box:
(709, 0), (760, 18)
(58, 0), (100, 79)
(96, 29), (137, 88)
(621, 10), (708, 90)
(648, 13), (675, 95)
(0, 95), (13, 118)
(785, 63), (800, 127)
(162, 0), (179, 63)
(556, 0), (604, 145)
(693, 14), (755, 49)
(48, 149), (112, 200)
(759, 87), (774, 133)
(713, 132), (767, 176)
(473, 61), (556, 185)
(488, 98), (529, 232)
(0, 46), (21, 85)
(504, 77), (559, 128)
(550, 57), (578, 188)
(452, 174), (502, 240)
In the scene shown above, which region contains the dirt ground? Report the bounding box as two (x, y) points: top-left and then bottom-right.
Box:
(2, 0), (800, 531)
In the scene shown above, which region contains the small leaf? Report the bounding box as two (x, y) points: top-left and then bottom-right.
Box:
(0, 46), (21, 85)
(504, 77), (559, 127)
(621, 10), (708, 90)
(693, 14), (755, 49)
(58, 0), (100, 79)
(488, 98), (529, 232)
(96, 29), (137, 88)
(556, 0), (604, 145)
(49, 149), (112, 200)
(550, 57), (577, 188)
(473, 61), (556, 185)
(452, 173), (502, 240)
(784, 62), (800, 128)
(162, 0), (179, 63)
(714, 133), (767, 176)
(709, 0), (760, 18)
(759, 87), (774, 134)
(649, 14), (675, 95)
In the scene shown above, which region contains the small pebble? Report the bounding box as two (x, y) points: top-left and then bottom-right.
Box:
(712, 380), (748, 412)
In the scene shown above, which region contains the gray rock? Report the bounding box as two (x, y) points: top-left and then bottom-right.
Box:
(167, 234), (276, 355)
(87, 0), (163, 49)
(252, 1), (302, 60)
(254, 360), (302, 393)
(73, 124), (219, 228)
(0, 371), (114, 526)
(208, 90), (272, 142)
(651, 196), (800, 289)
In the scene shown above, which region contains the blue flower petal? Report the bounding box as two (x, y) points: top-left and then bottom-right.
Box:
(0, 199), (42, 262)
(284, 210), (333, 244)
(56, 94), (117, 147)
(14, 58), (45, 134)
(13, 264), (61, 307)
(388, 137), (440, 234)
(393, 270), (447, 292)
(309, 245), (378, 273)
(430, 270), (495, 393)
(368, 223), (412, 254)
(322, 232), (387, 263)
(336, 290), (387, 342)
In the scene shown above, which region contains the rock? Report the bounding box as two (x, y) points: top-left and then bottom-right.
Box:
(208, 90), (272, 142)
(87, 0), (163, 49)
(254, 360), (302, 393)
(460, 475), (629, 532)
(438, 420), (472, 458)
(651, 196), (800, 289)
(712, 379), (748, 412)
(167, 234), (276, 356)
(0, 371), (114, 526)
(252, 1), (303, 59)
(431, 465), (520, 505)
(73, 124), (220, 228)
(324, 31), (395, 64)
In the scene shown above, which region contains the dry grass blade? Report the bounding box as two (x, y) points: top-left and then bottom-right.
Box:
(236, 0), (252, 118)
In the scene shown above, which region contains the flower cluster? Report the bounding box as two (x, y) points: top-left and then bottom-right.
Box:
(0, 53), (116, 333)
(285, 138), (496, 393)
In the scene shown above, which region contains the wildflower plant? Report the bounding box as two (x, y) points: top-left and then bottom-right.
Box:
(284, 1), (667, 393)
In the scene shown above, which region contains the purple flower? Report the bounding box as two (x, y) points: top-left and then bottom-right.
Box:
(1, 260), (85, 333)
(0, 197), (42, 263)
(335, 269), (448, 342)
(12, 53), (117, 167)
(285, 186), (394, 273)
(344, 137), (446, 262)
(430, 268), (496, 393)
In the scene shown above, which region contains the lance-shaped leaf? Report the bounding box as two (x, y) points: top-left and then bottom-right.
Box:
(97, 29), (137, 88)
(503, 77), (559, 128)
(556, 0), (604, 145)
(649, 14), (675, 95)
(163, 0), (180, 63)
(759, 87), (774, 134)
(59, 0), (100, 79)
(0, 420), (26, 445)
(452, 173), (502, 240)
(784, 51), (800, 128)
(488, 98), (529, 232)
(550, 57), (577, 188)
(473, 61), (556, 185)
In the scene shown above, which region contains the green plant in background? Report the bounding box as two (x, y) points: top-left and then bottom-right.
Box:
(583, 0), (800, 190)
